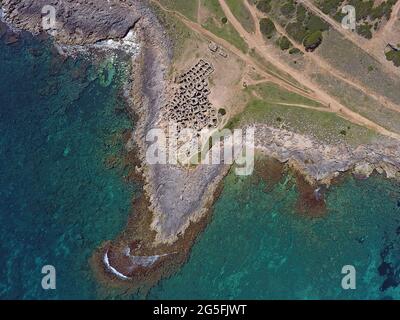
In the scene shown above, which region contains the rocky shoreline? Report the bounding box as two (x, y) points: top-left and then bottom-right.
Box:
(92, 1), (230, 289)
(0, 0), (226, 291)
(3, 0), (400, 293)
(251, 124), (400, 185)
(1, 0), (141, 44)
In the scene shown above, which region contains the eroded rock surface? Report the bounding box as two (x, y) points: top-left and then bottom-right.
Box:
(252, 124), (400, 183)
(1, 0), (141, 44)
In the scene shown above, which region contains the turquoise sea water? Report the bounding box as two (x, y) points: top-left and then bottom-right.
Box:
(0, 31), (136, 299)
(149, 170), (400, 300)
(1, 31), (400, 300)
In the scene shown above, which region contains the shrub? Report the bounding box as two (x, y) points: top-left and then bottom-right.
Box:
(370, 4), (386, 20)
(386, 49), (400, 67)
(348, 0), (374, 22)
(296, 5), (307, 22)
(306, 14), (329, 32)
(303, 30), (323, 51)
(260, 18), (276, 39)
(256, 0), (272, 13)
(286, 21), (308, 43)
(319, 0), (345, 15)
(333, 11), (346, 23)
(289, 47), (301, 54)
(279, 36), (292, 50)
(280, 1), (296, 18)
(357, 23), (372, 39)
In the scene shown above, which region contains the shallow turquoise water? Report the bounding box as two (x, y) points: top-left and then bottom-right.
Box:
(1, 30), (400, 300)
(0, 32), (136, 299)
(149, 171), (400, 300)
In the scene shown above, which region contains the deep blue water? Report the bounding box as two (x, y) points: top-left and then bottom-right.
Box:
(1, 29), (400, 300)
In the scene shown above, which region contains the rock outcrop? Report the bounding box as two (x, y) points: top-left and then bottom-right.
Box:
(1, 0), (141, 44)
(252, 124), (400, 184)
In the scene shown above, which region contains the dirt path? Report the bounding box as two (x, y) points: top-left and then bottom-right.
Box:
(257, 8), (400, 114)
(250, 89), (334, 112)
(366, 0), (400, 52)
(371, 0), (400, 39)
(219, 0), (400, 139)
(299, 0), (400, 78)
(152, 0), (400, 140)
(151, 0), (325, 103)
(243, 0), (262, 39)
(197, 0), (201, 24)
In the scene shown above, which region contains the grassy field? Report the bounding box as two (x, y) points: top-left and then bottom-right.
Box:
(226, 98), (377, 145)
(150, 2), (196, 62)
(159, 0), (198, 21)
(312, 71), (400, 135)
(201, 0), (249, 53)
(318, 30), (400, 106)
(156, 1), (248, 53)
(225, 0), (255, 33)
(248, 49), (308, 91)
(247, 82), (327, 108)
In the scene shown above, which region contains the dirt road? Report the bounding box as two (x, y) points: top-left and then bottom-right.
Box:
(299, 0), (400, 78)
(219, 0), (400, 139)
(152, 0), (400, 140)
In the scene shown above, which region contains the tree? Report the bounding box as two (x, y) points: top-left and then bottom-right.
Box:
(303, 31), (323, 51)
(260, 18), (276, 39)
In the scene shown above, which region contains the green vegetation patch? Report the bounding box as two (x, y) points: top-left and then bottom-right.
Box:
(285, 21), (309, 43)
(280, 0), (296, 18)
(247, 82), (326, 108)
(289, 47), (301, 55)
(218, 108), (227, 116)
(256, 0), (272, 14)
(303, 31), (323, 52)
(159, 0), (198, 21)
(260, 18), (276, 39)
(317, 0), (345, 15)
(226, 0), (255, 33)
(226, 99), (376, 145)
(370, 0), (398, 20)
(385, 48), (400, 67)
(201, 0), (249, 53)
(315, 0), (398, 39)
(357, 23), (373, 39)
(150, 2), (194, 61)
(296, 5), (307, 22)
(277, 36), (292, 51)
(280, 3), (329, 51)
(305, 15), (329, 32)
(348, 0), (374, 22)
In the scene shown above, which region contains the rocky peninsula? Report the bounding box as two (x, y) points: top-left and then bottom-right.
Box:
(2, 0), (400, 292)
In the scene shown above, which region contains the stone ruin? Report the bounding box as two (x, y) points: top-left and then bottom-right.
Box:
(208, 42), (228, 58)
(163, 59), (220, 134)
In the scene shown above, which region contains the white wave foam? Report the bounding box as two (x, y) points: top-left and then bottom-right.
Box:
(103, 250), (132, 281)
